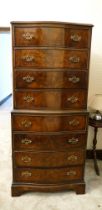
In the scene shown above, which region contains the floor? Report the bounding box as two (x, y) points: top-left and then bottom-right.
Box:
(0, 97), (102, 210)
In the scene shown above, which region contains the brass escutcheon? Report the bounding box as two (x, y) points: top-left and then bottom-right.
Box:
(22, 32), (34, 40)
(23, 95), (34, 103)
(68, 76), (80, 84)
(69, 56), (80, 63)
(70, 34), (81, 42)
(21, 138), (32, 145)
(22, 55), (34, 62)
(21, 120), (32, 128)
(21, 156), (31, 163)
(23, 75), (35, 83)
(67, 137), (79, 144)
(67, 96), (78, 103)
(69, 119), (79, 126)
(67, 155), (78, 161)
(67, 170), (76, 176)
(21, 171), (32, 177)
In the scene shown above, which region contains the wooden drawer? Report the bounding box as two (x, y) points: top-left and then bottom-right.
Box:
(13, 166), (83, 184)
(12, 113), (87, 132)
(13, 150), (85, 167)
(13, 133), (87, 151)
(15, 70), (88, 89)
(14, 49), (88, 69)
(14, 90), (87, 110)
(14, 27), (90, 48)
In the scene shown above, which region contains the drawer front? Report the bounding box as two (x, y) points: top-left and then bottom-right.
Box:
(14, 49), (88, 69)
(13, 133), (87, 151)
(14, 27), (90, 48)
(13, 166), (83, 183)
(14, 90), (87, 110)
(15, 70), (88, 89)
(14, 150), (85, 167)
(12, 114), (87, 132)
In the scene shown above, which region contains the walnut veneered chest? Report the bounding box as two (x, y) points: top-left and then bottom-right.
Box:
(11, 21), (93, 196)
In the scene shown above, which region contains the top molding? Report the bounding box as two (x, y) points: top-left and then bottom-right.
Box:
(11, 21), (93, 27)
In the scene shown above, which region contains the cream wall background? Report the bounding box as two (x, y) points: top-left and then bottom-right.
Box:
(0, 0), (102, 149)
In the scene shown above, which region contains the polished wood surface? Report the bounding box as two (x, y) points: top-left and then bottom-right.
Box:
(14, 49), (88, 69)
(14, 27), (90, 48)
(13, 166), (83, 184)
(11, 21), (92, 196)
(15, 70), (88, 89)
(14, 150), (85, 167)
(11, 182), (85, 196)
(14, 90), (87, 110)
(12, 114), (87, 132)
(13, 133), (87, 151)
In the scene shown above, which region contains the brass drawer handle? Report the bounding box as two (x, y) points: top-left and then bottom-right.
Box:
(70, 34), (81, 42)
(22, 32), (34, 40)
(69, 56), (80, 63)
(67, 170), (76, 176)
(22, 55), (34, 62)
(69, 119), (79, 126)
(67, 96), (78, 104)
(68, 76), (80, 84)
(23, 75), (35, 83)
(21, 156), (31, 163)
(21, 120), (32, 128)
(21, 138), (32, 145)
(21, 171), (32, 177)
(67, 137), (79, 144)
(67, 155), (78, 161)
(23, 95), (34, 103)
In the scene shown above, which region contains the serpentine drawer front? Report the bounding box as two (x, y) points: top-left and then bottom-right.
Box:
(14, 26), (90, 48)
(13, 150), (85, 167)
(14, 49), (88, 69)
(12, 113), (87, 132)
(15, 70), (88, 89)
(11, 21), (93, 196)
(14, 90), (87, 110)
(13, 166), (83, 184)
(12, 133), (87, 151)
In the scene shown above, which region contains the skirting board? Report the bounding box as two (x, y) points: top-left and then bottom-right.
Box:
(86, 149), (102, 160)
(0, 94), (12, 105)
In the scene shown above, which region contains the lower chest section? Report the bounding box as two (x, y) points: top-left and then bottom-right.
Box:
(12, 111), (88, 187)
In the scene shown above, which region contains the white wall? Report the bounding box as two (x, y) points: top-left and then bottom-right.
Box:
(0, 0), (102, 148)
(0, 32), (12, 102)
